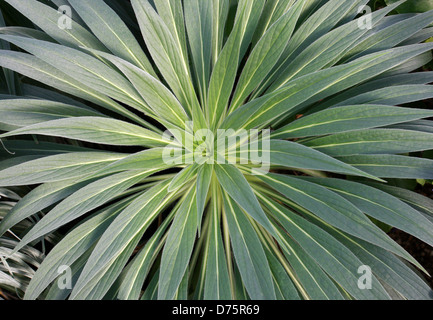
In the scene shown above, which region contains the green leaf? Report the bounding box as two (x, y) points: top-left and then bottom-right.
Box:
(175, 271), (189, 300)
(153, 0), (189, 67)
(343, 9), (433, 61)
(260, 195), (390, 300)
(207, 0), (255, 129)
(214, 164), (276, 237)
(0, 26), (57, 42)
(24, 198), (134, 300)
(230, 0), (304, 111)
(273, 105), (433, 139)
(203, 187), (231, 299)
(332, 85), (433, 106)
(0, 117), (170, 147)
(4, 0), (106, 50)
(263, 247), (300, 300)
(0, 178), (91, 237)
(0, 140), (94, 158)
(70, 181), (173, 300)
(0, 155), (50, 171)
(0, 35), (148, 113)
(72, 232), (144, 300)
(99, 148), (179, 176)
(13, 170), (158, 253)
(386, 0), (433, 13)
(117, 204), (176, 300)
(265, 2), (403, 92)
(233, 139), (383, 180)
(168, 164), (198, 192)
(158, 187), (197, 300)
(252, 0), (296, 44)
(305, 212), (433, 300)
(0, 99), (103, 127)
(19, 84), (91, 109)
(304, 177), (433, 249)
(211, 0), (230, 66)
(401, 26), (433, 44)
(257, 0), (367, 96)
(273, 227), (344, 299)
(0, 151), (123, 186)
(365, 183), (433, 223)
(223, 192), (276, 300)
(196, 164), (213, 235)
(83, 49), (189, 130)
(43, 251), (89, 300)
(304, 129), (433, 156)
(337, 154), (433, 179)
(131, 0), (207, 132)
(0, 13), (16, 96)
(184, 0), (213, 103)
(223, 43), (433, 130)
(313, 72), (433, 111)
(0, 50), (147, 126)
(68, 0), (156, 76)
(141, 271), (159, 300)
(259, 173), (422, 269)
(388, 120), (433, 133)
(236, 0), (266, 59)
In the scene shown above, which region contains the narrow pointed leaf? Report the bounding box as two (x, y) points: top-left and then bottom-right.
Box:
(13, 170), (157, 253)
(4, 0), (106, 50)
(184, 0), (213, 103)
(158, 188), (198, 300)
(259, 173), (422, 269)
(260, 195), (390, 300)
(0, 152), (124, 186)
(168, 164), (198, 192)
(304, 129), (433, 156)
(230, 0), (304, 110)
(0, 178), (91, 237)
(0, 117), (170, 147)
(0, 99), (103, 127)
(0, 35), (148, 112)
(196, 164), (213, 235)
(70, 181), (173, 300)
(223, 193), (276, 300)
(302, 177), (433, 249)
(207, 0), (255, 128)
(214, 164), (276, 236)
(0, 50), (146, 125)
(337, 154), (433, 179)
(204, 193), (231, 299)
(117, 207), (175, 300)
(68, 0), (156, 76)
(273, 105), (433, 139)
(232, 139), (382, 180)
(24, 198), (134, 300)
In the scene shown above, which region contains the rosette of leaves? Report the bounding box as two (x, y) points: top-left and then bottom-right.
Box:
(1, 0), (433, 300)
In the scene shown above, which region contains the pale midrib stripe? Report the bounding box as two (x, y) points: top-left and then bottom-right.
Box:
(262, 196), (360, 294)
(275, 112), (431, 136)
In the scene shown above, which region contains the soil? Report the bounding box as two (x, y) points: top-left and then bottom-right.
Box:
(388, 228), (433, 289)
